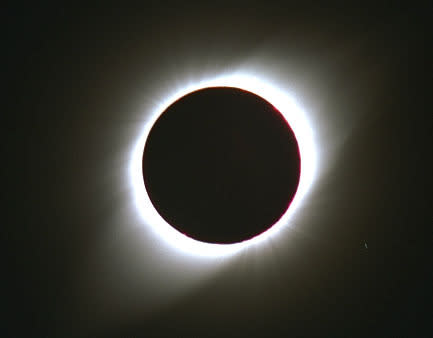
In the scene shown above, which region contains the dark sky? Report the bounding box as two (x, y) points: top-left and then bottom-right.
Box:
(5, 4), (432, 337)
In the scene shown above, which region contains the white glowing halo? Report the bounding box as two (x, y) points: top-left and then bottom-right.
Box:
(130, 73), (317, 257)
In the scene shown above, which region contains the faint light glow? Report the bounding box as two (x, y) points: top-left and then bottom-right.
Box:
(130, 72), (317, 257)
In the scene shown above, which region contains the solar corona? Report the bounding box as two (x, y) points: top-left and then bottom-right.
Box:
(130, 74), (317, 257)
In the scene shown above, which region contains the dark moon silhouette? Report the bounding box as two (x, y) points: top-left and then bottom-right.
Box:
(142, 87), (300, 244)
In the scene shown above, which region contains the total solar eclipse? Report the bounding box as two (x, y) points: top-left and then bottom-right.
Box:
(142, 87), (300, 244)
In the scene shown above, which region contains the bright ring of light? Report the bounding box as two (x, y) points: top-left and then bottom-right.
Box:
(130, 73), (317, 258)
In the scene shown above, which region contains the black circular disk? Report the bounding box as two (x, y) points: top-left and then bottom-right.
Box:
(142, 87), (300, 244)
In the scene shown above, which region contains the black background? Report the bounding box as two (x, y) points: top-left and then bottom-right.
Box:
(5, 3), (432, 337)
